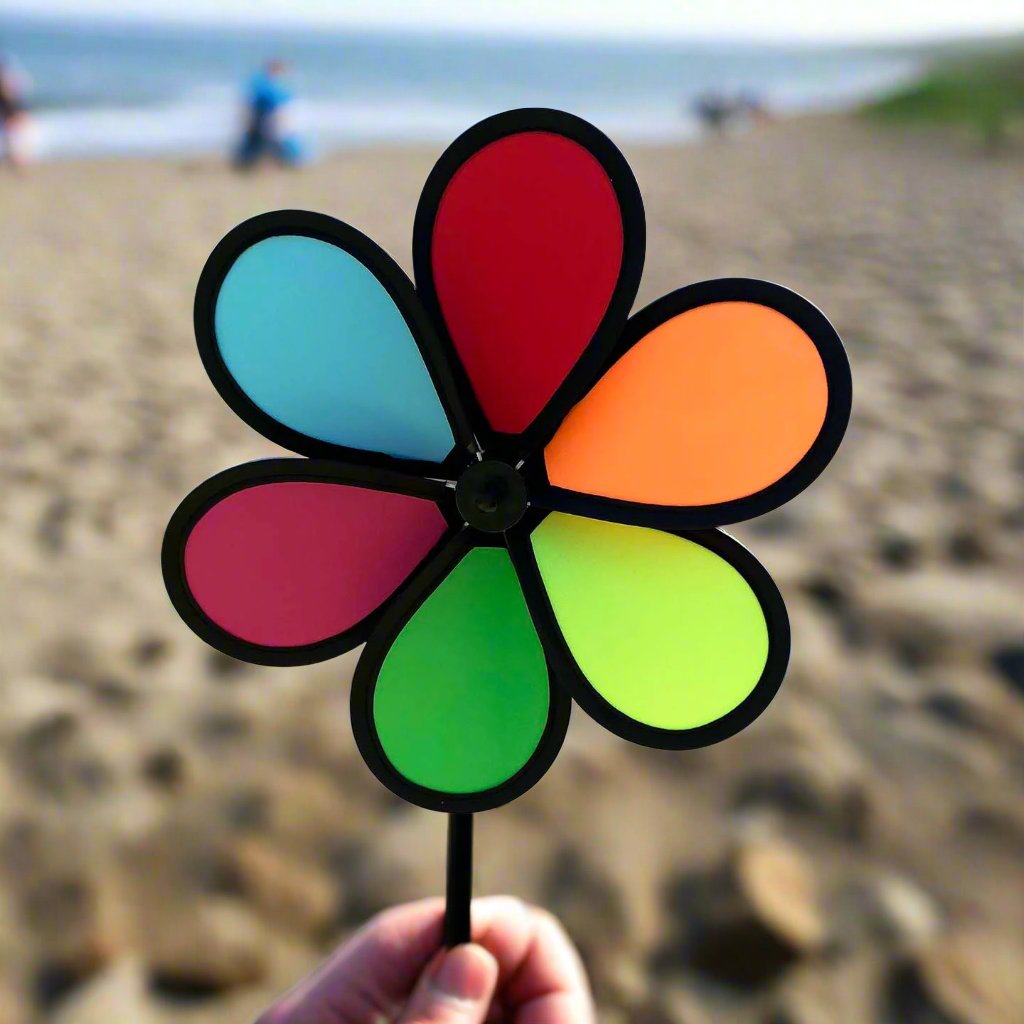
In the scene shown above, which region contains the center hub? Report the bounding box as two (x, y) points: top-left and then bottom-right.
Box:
(455, 460), (528, 533)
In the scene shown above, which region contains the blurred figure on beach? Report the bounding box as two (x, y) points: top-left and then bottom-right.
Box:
(692, 89), (772, 137)
(0, 53), (33, 168)
(234, 58), (307, 170)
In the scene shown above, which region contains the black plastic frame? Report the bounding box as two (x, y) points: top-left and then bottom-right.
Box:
(164, 110), (844, 811)
(527, 278), (853, 530)
(161, 458), (462, 667)
(194, 209), (477, 478)
(412, 107), (647, 463)
(508, 510), (791, 750)
(350, 531), (571, 813)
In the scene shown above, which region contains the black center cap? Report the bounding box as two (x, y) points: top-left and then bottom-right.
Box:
(455, 460), (528, 533)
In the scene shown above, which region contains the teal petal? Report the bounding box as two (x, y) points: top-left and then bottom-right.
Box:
(214, 234), (455, 463)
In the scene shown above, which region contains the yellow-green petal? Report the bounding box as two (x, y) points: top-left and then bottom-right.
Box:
(531, 513), (769, 730)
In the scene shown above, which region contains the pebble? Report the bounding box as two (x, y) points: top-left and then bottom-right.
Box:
(893, 927), (1024, 1024)
(226, 838), (338, 938)
(654, 837), (824, 989)
(141, 898), (269, 996)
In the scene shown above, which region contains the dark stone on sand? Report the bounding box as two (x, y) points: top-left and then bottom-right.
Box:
(195, 709), (251, 743)
(33, 961), (93, 1012)
(131, 635), (170, 667)
(878, 532), (920, 570)
(12, 712), (111, 799)
(990, 644), (1024, 695)
(140, 746), (185, 789)
(139, 899), (268, 996)
(732, 768), (870, 842)
(802, 575), (849, 616)
(937, 473), (973, 501)
(921, 692), (979, 730)
(90, 677), (138, 709)
(653, 840), (824, 990)
(884, 928), (1024, 1024)
(37, 495), (73, 554)
(205, 650), (248, 680)
(221, 788), (271, 832)
(893, 635), (936, 670)
(946, 529), (989, 566)
(747, 509), (798, 536)
(147, 972), (226, 1004)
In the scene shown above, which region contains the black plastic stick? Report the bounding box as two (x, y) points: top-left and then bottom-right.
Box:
(444, 813), (473, 947)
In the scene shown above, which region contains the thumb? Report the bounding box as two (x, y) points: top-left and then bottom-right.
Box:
(398, 944), (498, 1024)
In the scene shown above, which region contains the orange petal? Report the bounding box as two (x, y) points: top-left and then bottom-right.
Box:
(545, 297), (836, 509)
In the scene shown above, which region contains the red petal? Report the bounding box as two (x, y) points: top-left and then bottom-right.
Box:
(429, 131), (624, 435)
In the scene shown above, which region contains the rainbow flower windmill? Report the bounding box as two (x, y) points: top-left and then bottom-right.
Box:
(162, 109), (851, 944)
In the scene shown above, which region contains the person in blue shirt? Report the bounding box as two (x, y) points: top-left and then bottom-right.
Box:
(234, 58), (307, 170)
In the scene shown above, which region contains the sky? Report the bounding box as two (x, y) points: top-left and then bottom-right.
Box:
(3, 0), (1023, 43)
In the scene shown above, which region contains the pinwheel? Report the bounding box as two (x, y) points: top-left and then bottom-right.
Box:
(162, 109), (851, 944)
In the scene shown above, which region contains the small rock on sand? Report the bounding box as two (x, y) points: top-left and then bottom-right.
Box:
(226, 838), (338, 938)
(142, 899), (268, 997)
(654, 836), (825, 988)
(888, 927), (1024, 1024)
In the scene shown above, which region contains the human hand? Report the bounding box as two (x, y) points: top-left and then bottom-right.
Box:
(257, 896), (594, 1024)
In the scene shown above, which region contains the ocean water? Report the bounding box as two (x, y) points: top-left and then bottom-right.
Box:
(0, 14), (921, 158)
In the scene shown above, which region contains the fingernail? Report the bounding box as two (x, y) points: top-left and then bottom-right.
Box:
(431, 944), (493, 1002)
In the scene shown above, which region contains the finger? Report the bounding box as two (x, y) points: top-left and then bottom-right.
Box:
(398, 943), (499, 1024)
(489, 907), (593, 1024)
(266, 897), (446, 1022)
(470, 896), (535, 984)
(466, 898), (592, 1022)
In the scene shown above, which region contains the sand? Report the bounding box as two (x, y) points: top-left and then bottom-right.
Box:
(1, 116), (1023, 1023)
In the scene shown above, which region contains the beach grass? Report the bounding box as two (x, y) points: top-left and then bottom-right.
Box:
(865, 45), (1024, 146)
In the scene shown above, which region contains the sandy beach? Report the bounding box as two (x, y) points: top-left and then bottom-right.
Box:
(1, 116), (1023, 1023)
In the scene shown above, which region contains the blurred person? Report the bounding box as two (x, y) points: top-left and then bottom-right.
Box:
(692, 90), (735, 136)
(692, 89), (772, 137)
(256, 896), (594, 1024)
(0, 54), (32, 168)
(234, 58), (307, 170)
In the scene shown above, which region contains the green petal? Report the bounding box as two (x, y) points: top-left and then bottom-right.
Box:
(532, 513), (770, 730)
(372, 547), (549, 794)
